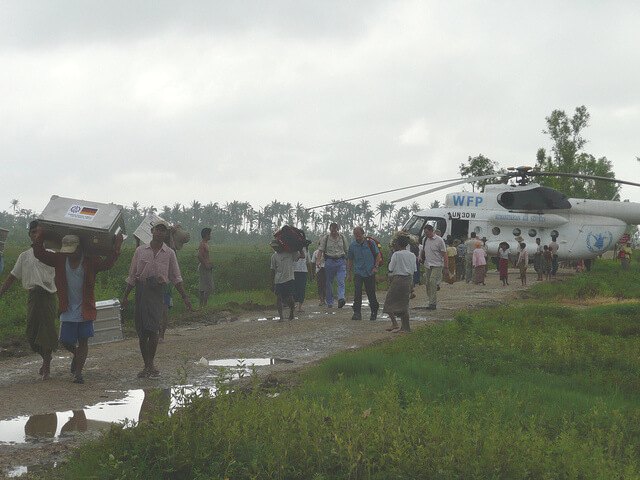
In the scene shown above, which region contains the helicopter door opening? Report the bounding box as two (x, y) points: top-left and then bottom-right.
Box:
(450, 219), (469, 241)
(402, 215), (447, 240)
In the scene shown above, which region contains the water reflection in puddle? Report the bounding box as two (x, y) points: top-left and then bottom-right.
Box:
(6, 462), (56, 478)
(0, 386), (211, 445)
(204, 358), (294, 368)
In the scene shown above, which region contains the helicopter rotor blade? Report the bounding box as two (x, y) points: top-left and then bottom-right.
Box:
(305, 177), (467, 210)
(529, 172), (640, 188)
(392, 173), (508, 203)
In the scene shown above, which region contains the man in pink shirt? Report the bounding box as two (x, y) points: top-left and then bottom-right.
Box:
(122, 220), (193, 378)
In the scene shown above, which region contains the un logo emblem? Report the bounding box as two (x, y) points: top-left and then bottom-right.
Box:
(586, 231), (612, 253)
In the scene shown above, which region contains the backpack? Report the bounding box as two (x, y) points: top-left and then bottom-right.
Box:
(274, 225), (311, 252)
(365, 236), (384, 267)
(322, 233), (346, 255)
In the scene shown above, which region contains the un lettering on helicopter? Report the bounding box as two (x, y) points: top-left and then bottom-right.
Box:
(310, 167), (640, 261)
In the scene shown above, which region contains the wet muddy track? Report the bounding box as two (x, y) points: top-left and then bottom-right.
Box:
(0, 269), (565, 476)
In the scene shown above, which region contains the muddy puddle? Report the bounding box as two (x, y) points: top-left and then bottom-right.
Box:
(0, 387), (208, 445)
(6, 462), (56, 478)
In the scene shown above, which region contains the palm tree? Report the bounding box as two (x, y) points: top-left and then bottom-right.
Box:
(377, 201), (393, 231)
(189, 200), (202, 230)
(357, 200), (371, 226)
(10, 199), (19, 214)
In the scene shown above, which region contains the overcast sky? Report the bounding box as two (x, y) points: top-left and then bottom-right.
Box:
(2, 0), (639, 216)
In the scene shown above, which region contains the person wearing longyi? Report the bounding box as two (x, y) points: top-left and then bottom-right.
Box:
(122, 219), (193, 379)
(33, 228), (122, 384)
(0, 221), (57, 380)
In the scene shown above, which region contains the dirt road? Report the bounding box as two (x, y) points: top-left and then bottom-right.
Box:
(0, 269), (548, 476)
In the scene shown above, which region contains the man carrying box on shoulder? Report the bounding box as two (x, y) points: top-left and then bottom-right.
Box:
(33, 227), (123, 384)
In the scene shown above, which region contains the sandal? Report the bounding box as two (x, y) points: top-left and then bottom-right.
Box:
(137, 370), (150, 378)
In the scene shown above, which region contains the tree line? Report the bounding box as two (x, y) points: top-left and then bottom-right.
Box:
(0, 198), (428, 246)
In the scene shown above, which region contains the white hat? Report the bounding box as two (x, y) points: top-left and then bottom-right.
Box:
(60, 234), (80, 253)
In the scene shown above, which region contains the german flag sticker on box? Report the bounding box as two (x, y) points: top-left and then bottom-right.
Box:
(65, 205), (99, 221)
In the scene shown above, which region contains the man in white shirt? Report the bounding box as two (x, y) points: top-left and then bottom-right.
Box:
(0, 221), (57, 379)
(270, 240), (305, 321)
(419, 225), (448, 310)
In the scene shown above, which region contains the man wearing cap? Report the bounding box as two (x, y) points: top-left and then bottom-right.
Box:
(0, 221), (58, 380)
(122, 220), (193, 378)
(33, 228), (123, 384)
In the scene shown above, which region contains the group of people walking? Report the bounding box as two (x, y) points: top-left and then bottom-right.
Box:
(0, 219), (198, 383)
(269, 223), (584, 334)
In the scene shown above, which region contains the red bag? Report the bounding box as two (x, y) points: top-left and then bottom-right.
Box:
(274, 225), (311, 252)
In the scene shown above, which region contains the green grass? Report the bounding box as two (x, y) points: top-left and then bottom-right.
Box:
(49, 257), (640, 479)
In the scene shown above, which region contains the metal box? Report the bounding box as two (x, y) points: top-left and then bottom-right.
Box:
(133, 213), (164, 245)
(0, 228), (8, 254)
(37, 196), (126, 255)
(90, 299), (124, 345)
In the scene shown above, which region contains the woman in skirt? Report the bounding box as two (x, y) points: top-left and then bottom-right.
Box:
(382, 236), (416, 333)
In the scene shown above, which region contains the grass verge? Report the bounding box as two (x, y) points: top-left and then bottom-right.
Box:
(48, 258), (640, 479)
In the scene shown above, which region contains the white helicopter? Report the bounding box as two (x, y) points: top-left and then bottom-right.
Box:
(392, 166), (640, 260)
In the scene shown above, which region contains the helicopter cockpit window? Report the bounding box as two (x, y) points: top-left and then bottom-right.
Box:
(512, 228), (521, 236)
(492, 227), (501, 235)
(528, 229), (537, 237)
(497, 187), (571, 211)
(402, 216), (427, 236)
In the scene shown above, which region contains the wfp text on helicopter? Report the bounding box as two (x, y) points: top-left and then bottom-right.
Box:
(310, 166), (640, 261)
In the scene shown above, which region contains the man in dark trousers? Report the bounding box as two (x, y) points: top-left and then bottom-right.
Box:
(346, 226), (381, 321)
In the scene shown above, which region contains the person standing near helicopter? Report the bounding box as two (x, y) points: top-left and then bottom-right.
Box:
(497, 241), (511, 286)
(419, 224), (448, 310)
(534, 238), (543, 281)
(464, 232), (477, 284)
(549, 234), (560, 276)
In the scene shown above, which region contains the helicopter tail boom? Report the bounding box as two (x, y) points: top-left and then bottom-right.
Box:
(569, 199), (640, 225)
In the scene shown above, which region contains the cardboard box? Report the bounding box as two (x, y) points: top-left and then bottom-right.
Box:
(37, 196), (126, 255)
(132, 213), (164, 245)
(90, 299), (123, 345)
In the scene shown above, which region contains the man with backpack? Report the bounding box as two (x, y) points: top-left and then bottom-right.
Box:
(317, 222), (349, 309)
(346, 227), (381, 321)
